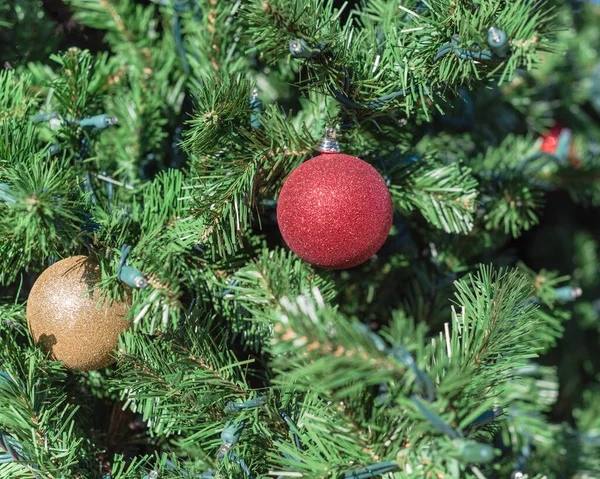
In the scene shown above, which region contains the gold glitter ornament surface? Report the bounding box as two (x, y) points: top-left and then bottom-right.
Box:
(26, 256), (130, 371)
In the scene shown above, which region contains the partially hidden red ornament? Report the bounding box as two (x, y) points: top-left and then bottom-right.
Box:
(540, 125), (564, 154)
(277, 128), (393, 269)
(540, 125), (581, 168)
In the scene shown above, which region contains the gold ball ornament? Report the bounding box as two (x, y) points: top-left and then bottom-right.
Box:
(26, 256), (130, 371)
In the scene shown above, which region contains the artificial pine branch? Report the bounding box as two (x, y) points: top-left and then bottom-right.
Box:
(1, 0), (599, 477)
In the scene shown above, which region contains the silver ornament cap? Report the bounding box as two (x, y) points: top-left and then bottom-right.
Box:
(317, 127), (340, 154)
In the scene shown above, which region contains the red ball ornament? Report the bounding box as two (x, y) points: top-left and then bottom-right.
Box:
(540, 125), (563, 154)
(540, 125), (581, 168)
(277, 152), (393, 269)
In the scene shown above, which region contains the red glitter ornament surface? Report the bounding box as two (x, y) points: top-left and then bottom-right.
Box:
(277, 153), (393, 269)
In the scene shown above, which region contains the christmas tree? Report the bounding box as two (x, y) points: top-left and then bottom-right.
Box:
(1, 0), (599, 477)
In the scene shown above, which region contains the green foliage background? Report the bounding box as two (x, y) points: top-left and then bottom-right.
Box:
(0, 0), (599, 478)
